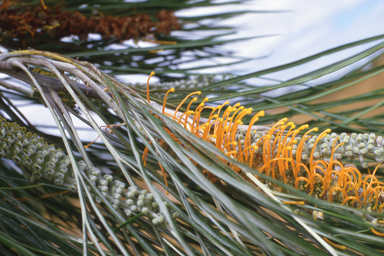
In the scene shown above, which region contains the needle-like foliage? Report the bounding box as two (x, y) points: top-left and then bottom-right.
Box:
(1, 1), (384, 256)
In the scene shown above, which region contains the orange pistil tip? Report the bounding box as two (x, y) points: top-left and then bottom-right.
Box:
(84, 135), (100, 149)
(371, 227), (384, 236)
(146, 71), (155, 103)
(295, 124), (309, 133)
(174, 91), (202, 121)
(41, 0), (47, 9)
(162, 88), (175, 114)
(323, 237), (346, 250)
(282, 201), (305, 205)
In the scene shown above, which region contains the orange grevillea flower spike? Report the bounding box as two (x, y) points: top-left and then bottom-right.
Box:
(143, 81), (384, 237)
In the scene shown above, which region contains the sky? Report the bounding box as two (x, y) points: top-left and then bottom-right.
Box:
(176, 0), (384, 84)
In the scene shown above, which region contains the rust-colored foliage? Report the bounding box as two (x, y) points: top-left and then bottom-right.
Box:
(0, 1), (180, 45)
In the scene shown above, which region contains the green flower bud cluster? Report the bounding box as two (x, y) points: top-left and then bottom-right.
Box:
(0, 116), (176, 224)
(131, 74), (233, 97)
(231, 130), (270, 156)
(292, 132), (383, 168)
(233, 130), (262, 151)
(233, 129), (384, 168)
(0, 117), (76, 188)
(87, 167), (177, 224)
